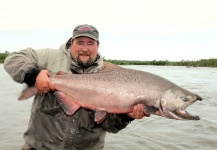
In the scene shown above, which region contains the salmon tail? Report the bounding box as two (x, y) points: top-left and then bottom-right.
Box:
(55, 91), (80, 115)
(95, 110), (108, 124)
(18, 87), (38, 100)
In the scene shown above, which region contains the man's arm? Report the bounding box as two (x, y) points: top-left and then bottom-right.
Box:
(4, 48), (39, 83)
(101, 104), (150, 133)
(4, 48), (55, 92)
(100, 113), (134, 133)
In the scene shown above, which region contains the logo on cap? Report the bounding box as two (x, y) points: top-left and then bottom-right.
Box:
(78, 25), (93, 31)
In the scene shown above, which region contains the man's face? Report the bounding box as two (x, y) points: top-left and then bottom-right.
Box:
(70, 36), (99, 68)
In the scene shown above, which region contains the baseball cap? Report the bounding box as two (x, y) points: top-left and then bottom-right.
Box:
(72, 24), (99, 41)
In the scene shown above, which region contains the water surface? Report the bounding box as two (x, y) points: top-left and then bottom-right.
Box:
(0, 64), (216, 150)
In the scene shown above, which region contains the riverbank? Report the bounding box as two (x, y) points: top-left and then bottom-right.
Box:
(1, 53), (217, 67)
(105, 58), (217, 67)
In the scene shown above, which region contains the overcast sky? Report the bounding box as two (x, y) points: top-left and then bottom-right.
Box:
(0, 0), (217, 61)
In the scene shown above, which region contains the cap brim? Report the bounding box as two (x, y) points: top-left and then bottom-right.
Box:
(72, 33), (98, 41)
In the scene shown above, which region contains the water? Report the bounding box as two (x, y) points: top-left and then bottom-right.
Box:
(0, 64), (217, 150)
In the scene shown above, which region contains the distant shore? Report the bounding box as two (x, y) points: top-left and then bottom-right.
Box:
(1, 53), (217, 67)
(104, 58), (217, 67)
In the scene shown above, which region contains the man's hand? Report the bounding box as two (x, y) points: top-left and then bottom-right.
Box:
(128, 104), (150, 119)
(35, 70), (55, 94)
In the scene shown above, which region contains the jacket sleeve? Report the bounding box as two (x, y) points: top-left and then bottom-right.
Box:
(101, 114), (134, 133)
(4, 48), (47, 85)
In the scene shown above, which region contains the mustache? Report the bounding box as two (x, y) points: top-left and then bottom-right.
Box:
(79, 51), (90, 56)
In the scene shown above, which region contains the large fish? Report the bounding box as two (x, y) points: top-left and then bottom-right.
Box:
(19, 64), (202, 123)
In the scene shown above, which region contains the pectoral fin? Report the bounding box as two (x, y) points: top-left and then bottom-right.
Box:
(55, 91), (80, 115)
(95, 110), (108, 124)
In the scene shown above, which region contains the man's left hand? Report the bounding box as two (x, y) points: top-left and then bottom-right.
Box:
(128, 104), (150, 119)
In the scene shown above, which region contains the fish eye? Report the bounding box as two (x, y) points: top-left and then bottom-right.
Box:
(180, 96), (188, 102)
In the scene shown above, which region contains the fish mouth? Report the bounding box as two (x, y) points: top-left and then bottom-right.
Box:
(159, 96), (201, 120)
(165, 109), (200, 120)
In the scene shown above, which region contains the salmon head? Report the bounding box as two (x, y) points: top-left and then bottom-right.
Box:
(158, 88), (202, 120)
(144, 88), (202, 120)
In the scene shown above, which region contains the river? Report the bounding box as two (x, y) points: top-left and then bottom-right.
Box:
(0, 64), (216, 150)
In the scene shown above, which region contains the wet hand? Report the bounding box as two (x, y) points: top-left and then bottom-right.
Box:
(128, 104), (150, 119)
(35, 70), (55, 94)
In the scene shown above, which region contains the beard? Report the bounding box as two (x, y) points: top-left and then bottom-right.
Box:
(77, 55), (94, 68)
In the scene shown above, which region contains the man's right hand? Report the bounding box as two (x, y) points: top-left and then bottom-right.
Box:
(35, 70), (55, 94)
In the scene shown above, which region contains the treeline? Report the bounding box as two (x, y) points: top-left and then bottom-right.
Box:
(0, 53), (8, 63)
(1, 53), (216, 67)
(104, 58), (217, 67)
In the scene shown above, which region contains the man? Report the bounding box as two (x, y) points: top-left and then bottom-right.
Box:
(4, 24), (148, 150)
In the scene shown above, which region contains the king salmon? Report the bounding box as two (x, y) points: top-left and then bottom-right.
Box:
(19, 66), (202, 123)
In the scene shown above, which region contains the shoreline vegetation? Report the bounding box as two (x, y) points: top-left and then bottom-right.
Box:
(1, 52), (217, 67)
(105, 58), (217, 67)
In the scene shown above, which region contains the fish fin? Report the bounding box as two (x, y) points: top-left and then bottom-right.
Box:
(18, 87), (38, 100)
(55, 91), (80, 115)
(56, 71), (67, 75)
(95, 110), (108, 124)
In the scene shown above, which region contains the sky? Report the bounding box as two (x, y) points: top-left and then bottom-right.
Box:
(0, 0), (217, 61)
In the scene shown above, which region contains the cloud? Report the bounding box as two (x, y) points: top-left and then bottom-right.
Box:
(0, 0), (217, 34)
(1, 0), (217, 61)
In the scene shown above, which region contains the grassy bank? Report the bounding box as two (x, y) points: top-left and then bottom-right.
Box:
(0, 53), (8, 63)
(1, 53), (217, 67)
(104, 58), (217, 67)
